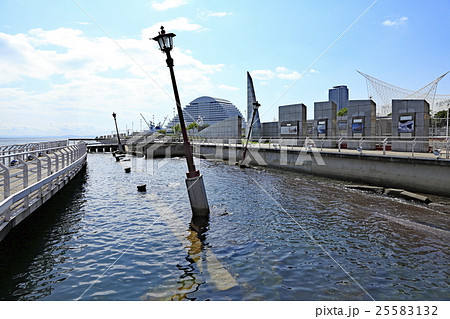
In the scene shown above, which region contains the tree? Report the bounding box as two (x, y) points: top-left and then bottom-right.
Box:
(187, 122), (199, 133)
(435, 110), (449, 119)
(337, 107), (348, 116)
(434, 109), (449, 128)
(173, 124), (181, 135)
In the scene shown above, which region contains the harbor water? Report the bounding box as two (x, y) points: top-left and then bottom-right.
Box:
(0, 153), (448, 300)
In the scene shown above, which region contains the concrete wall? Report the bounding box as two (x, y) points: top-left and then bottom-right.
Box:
(392, 100), (430, 152)
(196, 144), (450, 197)
(314, 101), (337, 147)
(261, 121), (280, 139)
(337, 116), (348, 137)
(376, 117), (392, 137)
(279, 103), (307, 140)
(195, 115), (242, 139)
(347, 99), (376, 149)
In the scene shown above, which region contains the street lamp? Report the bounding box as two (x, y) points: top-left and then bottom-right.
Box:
(152, 26), (210, 222)
(240, 101), (261, 167)
(112, 112), (124, 153)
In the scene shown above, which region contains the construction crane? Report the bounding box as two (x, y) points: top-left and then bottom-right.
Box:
(158, 115), (169, 128)
(140, 113), (153, 130)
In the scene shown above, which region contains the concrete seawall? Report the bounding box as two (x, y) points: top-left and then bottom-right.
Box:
(195, 144), (450, 197)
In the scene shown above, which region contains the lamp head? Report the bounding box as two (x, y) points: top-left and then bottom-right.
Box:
(152, 26), (176, 52)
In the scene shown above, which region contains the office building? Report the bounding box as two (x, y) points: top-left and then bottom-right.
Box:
(328, 85), (349, 111)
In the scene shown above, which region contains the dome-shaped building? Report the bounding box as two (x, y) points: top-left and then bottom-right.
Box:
(166, 96), (243, 128)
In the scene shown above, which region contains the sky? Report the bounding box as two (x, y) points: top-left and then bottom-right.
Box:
(1, 0), (450, 137)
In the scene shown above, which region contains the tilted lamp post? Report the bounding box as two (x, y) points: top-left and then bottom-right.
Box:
(240, 101), (260, 167)
(112, 112), (124, 153)
(152, 26), (210, 222)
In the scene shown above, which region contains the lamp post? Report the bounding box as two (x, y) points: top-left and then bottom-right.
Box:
(112, 112), (124, 153)
(152, 26), (210, 222)
(240, 101), (260, 167)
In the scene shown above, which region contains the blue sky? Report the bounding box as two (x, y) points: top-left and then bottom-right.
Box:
(1, 0), (449, 137)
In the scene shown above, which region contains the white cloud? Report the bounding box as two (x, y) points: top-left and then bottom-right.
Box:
(310, 68), (319, 74)
(250, 67), (305, 82)
(275, 66), (301, 80)
(382, 16), (408, 27)
(207, 12), (231, 18)
(151, 0), (187, 11)
(0, 27), (223, 137)
(219, 84), (239, 91)
(251, 70), (274, 80)
(198, 10), (233, 18)
(275, 66), (289, 73)
(277, 72), (300, 80)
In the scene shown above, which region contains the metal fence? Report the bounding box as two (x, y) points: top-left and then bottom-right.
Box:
(0, 143), (87, 228)
(189, 136), (450, 159)
(0, 140), (68, 158)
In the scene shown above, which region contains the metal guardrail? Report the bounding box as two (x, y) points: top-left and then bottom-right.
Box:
(0, 140), (68, 158)
(188, 136), (450, 159)
(0, 143), (87, 228)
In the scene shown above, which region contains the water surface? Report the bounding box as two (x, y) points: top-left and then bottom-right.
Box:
(0, 153), (448, 300)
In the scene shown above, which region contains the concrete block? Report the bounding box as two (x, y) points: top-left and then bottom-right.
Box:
(399, 191), (431, 204)
(345, 185), (385, 193)
(384, 188), (404, 196)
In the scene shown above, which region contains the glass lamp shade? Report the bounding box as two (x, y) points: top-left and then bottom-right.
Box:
(152, 26), (176, 51)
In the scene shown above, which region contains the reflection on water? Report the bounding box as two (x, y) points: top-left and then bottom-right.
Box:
(0, 153), (448, 301)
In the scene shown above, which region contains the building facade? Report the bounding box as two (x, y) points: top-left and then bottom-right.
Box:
(328, 85), (349, 111)
(166, 96), (244, 128)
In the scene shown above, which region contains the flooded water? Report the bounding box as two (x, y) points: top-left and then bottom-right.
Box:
(0, 153), (448, 300)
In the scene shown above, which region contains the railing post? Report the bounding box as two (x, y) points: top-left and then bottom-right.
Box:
(55, 150), (60, 172)
(412, 138), (416, 158)
(0, 161), (11, 221)
(446, 138), (450, 159)
(32, 154), (42, 197)
(71, 145), (76, 163)
(42, 152), (52, 194)
(0, 162), (10, 199)
(17, 157), (29, 208)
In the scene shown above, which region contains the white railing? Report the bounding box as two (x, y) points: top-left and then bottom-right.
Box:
(0, 140), (68, 158)
(0, 143), (87, 226)
(189, 136), (450, 159)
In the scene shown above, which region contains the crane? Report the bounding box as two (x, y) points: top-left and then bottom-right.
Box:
(140, 113), (153, 131)
(158, 115), (169, 128)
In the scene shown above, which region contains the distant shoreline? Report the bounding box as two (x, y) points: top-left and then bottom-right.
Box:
(0, 135), (94, 139)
